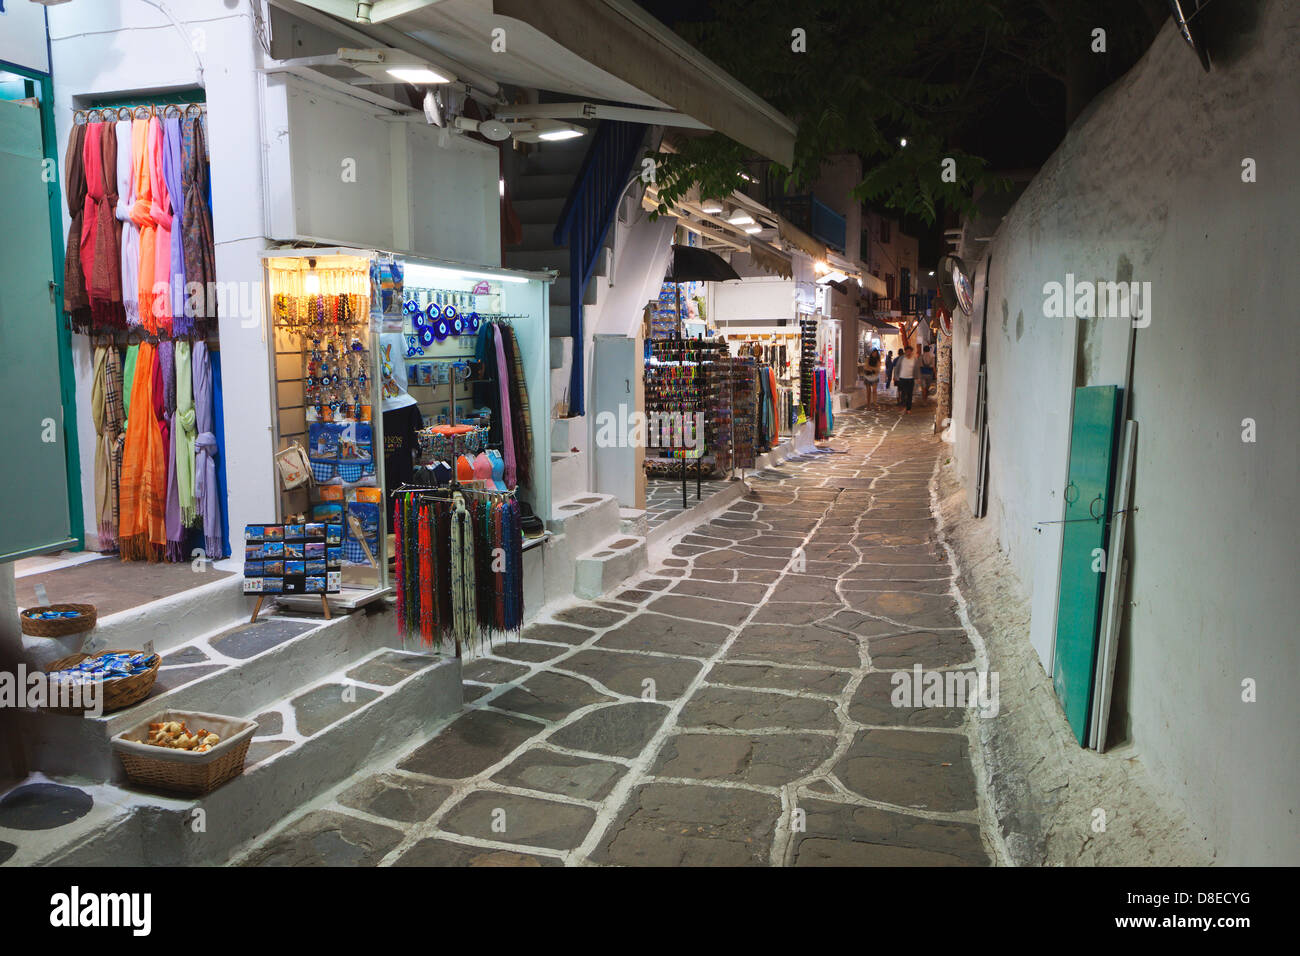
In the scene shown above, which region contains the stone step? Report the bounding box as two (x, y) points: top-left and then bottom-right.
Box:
(510, 196), (567, 224)
(511, 172), (576, 201)
(6, 648), (461, 866)
(16, 605), (396, 782)
(551, 449), (587, 500)
(619, 507), (649, 537)
(574, 533), (648, 599)
(548, 492), (620, 558)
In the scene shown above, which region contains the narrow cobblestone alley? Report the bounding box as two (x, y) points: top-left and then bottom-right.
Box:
(237, 407), (998, 867)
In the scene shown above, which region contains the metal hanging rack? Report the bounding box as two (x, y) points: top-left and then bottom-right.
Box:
(72, 102), (206, 124)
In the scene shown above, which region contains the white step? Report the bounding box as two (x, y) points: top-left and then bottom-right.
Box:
(550, 450), (587, 499)
(11, 648), (461, 866)
(548, 491), (619, 558)
(16, 606), (396, 782)
(619, 507), (649, 537)
(550, 412), (584, 454)
(575, 533), (648, 599)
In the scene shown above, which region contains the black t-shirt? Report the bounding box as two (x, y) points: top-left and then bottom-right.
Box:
(383, 403), (423, 527)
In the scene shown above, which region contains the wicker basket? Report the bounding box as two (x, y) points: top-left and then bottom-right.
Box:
(20, 603), (97, 637)
(43, 649), (160, 715)
(111, 710), (258, 795)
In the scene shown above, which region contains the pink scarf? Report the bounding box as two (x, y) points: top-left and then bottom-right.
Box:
(493, 327), (516, 488)
(149, 118), (173, 335)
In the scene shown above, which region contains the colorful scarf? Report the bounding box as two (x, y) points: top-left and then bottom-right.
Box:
(501, 325), (533, 488)
(150, 117), (173, 335)
(105, 346), (125, 548)
(181, 118), (216, 332)
(115, 119), (139, 327)
(118, 342), (166, 561)
(130, 119), (156, 332)
(394, 498), (406, 638)
(160, 341), (182, 560)
(450, 492), (476, 652)
(63, 123), (91, 332)
(121, 343), (138, 420)
(192, 341), (224, 561)
(91, 347), (112, 547)
(163, 118), (189, 335)
(82, 123), (125, 330)
(174, 340), (197, 525)
(492, 328), (517, 488)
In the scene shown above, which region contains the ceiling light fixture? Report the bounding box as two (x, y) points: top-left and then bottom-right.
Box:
(387, 67), (452, 85)
(726, 211), (755, 226)
(744, 224), (762, 234)
(537, 128), (584, 141)
(701, 199), (724, 215)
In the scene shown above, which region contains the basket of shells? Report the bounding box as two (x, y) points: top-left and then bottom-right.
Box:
(111, 710), (258, 795)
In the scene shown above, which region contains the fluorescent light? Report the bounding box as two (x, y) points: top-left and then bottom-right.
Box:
(726, 211), (754, 226)
(538, 128), (584, 141)
(744, 224), (762, 234)
(701, 199), (724, 215)
(387, 67), (452, 84)
(404, 263), (529, 285)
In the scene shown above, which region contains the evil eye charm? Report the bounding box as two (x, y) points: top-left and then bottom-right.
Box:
(451, 315), (464, 335)
(433, 317), (451, 342)
(403, 299), (419, 316)
(443, 303), (458, 322)
(306, 376), (316, 388)
(424, 302), (442, 325)
(467, 312), (480, 333)
(418, 325), (436, 347)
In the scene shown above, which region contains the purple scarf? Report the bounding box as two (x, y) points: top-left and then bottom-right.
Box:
(493, 327), (516, 488)
(192, 341), (223, 560)
(163, 118), (190, 335)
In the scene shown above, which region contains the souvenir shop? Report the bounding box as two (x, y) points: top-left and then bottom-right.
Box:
(59, 100), (230, 566)
(260, 248), (550, 648)
(802, 311), (840, 441)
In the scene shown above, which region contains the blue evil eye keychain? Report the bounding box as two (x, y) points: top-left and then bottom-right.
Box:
(418, 324), (436, 347)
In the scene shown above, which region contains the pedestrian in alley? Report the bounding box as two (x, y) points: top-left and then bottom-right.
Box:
(885, 349), (895, 391)
(896, 344), (917, 413)
(919, 345), (935, 405)
(860, 348), (880, 407)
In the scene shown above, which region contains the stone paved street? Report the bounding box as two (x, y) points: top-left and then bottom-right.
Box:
(237, 408), (997, 867)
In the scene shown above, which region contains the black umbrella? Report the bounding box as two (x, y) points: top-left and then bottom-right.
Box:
(665, 244), (741, 284)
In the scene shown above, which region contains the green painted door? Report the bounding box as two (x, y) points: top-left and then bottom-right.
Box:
(1052, 385), (1121, 744)
(0, 96), (74, 560)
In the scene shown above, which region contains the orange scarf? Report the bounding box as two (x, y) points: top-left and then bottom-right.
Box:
(131, 119), (156, 333)
(118, 342), (167, 561)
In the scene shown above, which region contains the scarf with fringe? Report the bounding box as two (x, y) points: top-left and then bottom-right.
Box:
(118, 342), (166, 561)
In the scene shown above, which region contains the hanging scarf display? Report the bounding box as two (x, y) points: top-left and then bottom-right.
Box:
(62, 123), (91, 332)
(174, 340), (196, 526)
(91, 346), (113, 548)
(500, 324), (532, 488)
(105, 345), (126, 549)
(121, 343), (138, 419)
(193, 341), (224, 562)
(115, 118), (139, 327)
(160, 341), (183, 561)
(131, 118), (157, 333)
(82, 122), (125, 330)
(163, 118), (189, 335)
(418, 503), (435, 646)
(492, 327), (517, 488)
(149, 117), (174, 335)
(450, 492), (476, 651)
(182, 117), (216, 334)
(118, 342), (166, 561)
(210, 346), (231, 558)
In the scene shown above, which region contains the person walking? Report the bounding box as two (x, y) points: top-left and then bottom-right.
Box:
(896, 345), (917, 413)
(860, 348), (881, 408)
(884, 350), (895, 391)
(919, 345), (935, 406)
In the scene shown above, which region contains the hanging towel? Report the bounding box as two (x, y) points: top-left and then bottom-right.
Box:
(131, 119), (156, 333)
(150, 117), (173, 335)
(118, 342), (166, 561)
(192, 341), (224, 561)
(115, 118), (139, 327)
(174, 340), (197, 526)
(493, 329), (517, 488)
(181, 117), (216, 333)
(62, 123), (91, 332)
(163, 118), (189, 335)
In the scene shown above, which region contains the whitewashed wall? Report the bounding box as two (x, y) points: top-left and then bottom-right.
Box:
(952, 0), (1300, 864)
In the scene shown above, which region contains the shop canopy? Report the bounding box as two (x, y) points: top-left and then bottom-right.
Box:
(279, 0), (797, 167)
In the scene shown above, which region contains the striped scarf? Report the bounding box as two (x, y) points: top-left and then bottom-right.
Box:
(91, 347), (114, 548)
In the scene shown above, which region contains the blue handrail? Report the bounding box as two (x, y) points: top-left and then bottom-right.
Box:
(553, 120), (646, 417)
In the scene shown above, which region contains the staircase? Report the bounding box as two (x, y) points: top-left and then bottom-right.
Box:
(1, 589), (460, 866)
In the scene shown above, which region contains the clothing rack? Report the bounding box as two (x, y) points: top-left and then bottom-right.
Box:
(73, 102), (206, 124)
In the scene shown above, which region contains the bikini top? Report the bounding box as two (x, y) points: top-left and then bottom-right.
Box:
(488, 449), (506, 491)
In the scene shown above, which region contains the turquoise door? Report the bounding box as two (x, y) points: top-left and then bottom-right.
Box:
(1051, 385), (1121, 745)
(0, 95), (76, 559)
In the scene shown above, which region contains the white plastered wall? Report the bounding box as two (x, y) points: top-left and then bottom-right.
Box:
(951, 1), (1300, 864)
